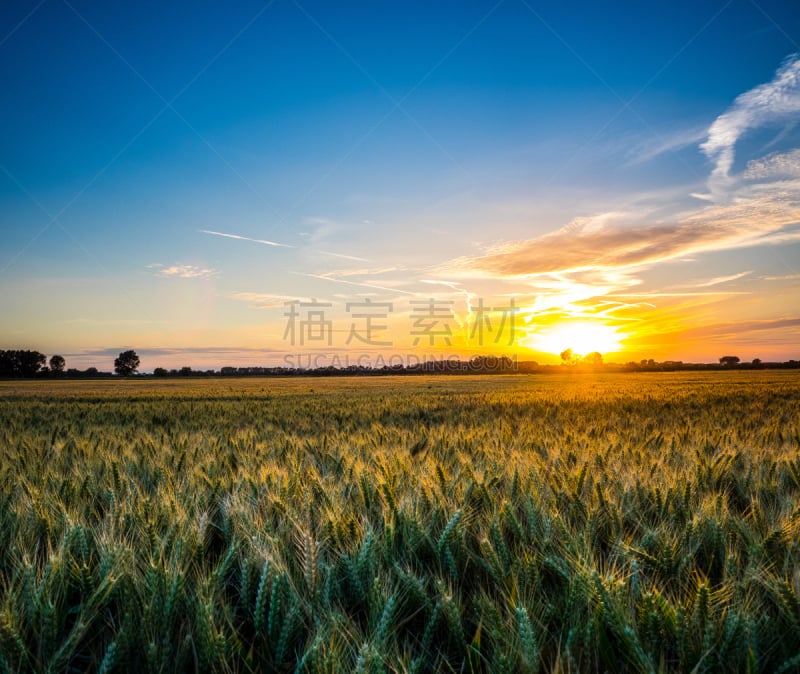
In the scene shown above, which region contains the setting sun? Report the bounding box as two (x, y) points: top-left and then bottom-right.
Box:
(524, 321), (624, 358)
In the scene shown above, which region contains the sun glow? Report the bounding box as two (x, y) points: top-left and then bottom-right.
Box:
(524, 321), (624, 358)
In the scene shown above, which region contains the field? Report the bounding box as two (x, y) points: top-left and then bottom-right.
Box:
(1, 373), (799, 673)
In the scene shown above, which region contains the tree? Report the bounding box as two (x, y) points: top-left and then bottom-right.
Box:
(0, 350), (46, 377)
(20, 351), (46, 376)
(560, 348), (573, 364)
(719, 355), (740, 367)
(114, 350), (140, 376)
(49, 355), (65, 374)
(584, 351), (603, 366)
(153, 367), (167, 377)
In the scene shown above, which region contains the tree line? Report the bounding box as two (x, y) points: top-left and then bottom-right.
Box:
(1, 348), (798, 378)
(0, 349), (139, 377)
(0, 350), (61, 377)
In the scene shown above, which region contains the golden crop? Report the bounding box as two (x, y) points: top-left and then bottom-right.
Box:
(0, 373), (798, 672)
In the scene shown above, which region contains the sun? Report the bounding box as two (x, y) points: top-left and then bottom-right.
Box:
(523, 321), (623, 358)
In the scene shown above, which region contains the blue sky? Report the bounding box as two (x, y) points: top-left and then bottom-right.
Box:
(1, 0), (799, 369)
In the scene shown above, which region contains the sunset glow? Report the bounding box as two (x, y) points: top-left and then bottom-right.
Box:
(523, 321), (624, 359)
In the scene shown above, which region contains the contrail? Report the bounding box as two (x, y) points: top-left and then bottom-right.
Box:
(291, 271), (416, 295)
(202, 230), (369, 262)
(318, 250), (370, 262)
(201, 229), (294, 248)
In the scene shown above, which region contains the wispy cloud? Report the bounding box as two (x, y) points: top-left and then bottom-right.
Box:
(202, 228), (368, 261)
(441, 193), (800, 280)
(76, 345), (285, 358)
(317, 250), (370, 262)
(149, 263), (217, 279)
(676, 271), (752, 288)
(701, 53), (800, 198)
(419, 278), (475, 305)
(201, 229), (294, 248)
(626, 126), (707, 165)
(744, 148), (800, 180)
(762, 273), (800, 281)
(653, 317), (800, 341)
(229, 291), (309, 308)
(315, 266), (402, 278)
(609, 291), (750, 298)
(291, 271), (416, 296)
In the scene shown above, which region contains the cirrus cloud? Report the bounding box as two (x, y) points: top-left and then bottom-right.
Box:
(440, 191), (800, 280)
(229, 291), (310, 308)
(744, 148), (800, 180)
(701, 53), (800, 198)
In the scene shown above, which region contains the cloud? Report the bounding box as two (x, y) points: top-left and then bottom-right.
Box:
(316, 250), (370, 262)
(291, 271), (416, 296)
(315, 266), (402, 278)
(762, 273), (800, 281)
(441, 193), (800, 280)
(609, 291), (749, 298)
(626, 126), (707, 165)
(419, 278), (475, 305)
(201, 228), (368, 261)
(229, 292), (308, 308)
(656, 317), (800, 341)
(151, 264), (217, 279)
(201, 229), (293, 248)
(701, 53), (800, 197)
(744, 148), (800, 180)
(75, 346), (285, 358)
(676, 271), (752, 289)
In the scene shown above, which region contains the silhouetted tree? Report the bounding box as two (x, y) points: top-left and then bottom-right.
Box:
(179, 366), (192, 376)
(584, 351), (603, 366)
(560, 348), (573, 364)
(153, 367), (167, 377)
(751, 358), (762, 368)
(21, 351), (45, 376)
(0, 349), (46, 377)
(49, 355), (65, 374)
(114, 350), (140, 376)
(719, 355), (740, 367)
(0, 351), (12, 376)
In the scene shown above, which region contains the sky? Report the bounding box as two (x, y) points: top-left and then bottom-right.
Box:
(1, 0), (799, 370)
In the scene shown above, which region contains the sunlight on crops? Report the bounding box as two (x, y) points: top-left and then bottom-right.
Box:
(0, 373), (799, 672)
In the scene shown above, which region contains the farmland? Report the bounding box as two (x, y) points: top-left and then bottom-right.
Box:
(0, 373), (799, 672)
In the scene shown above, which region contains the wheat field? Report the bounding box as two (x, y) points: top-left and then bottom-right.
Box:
(0, 373), (799, 672)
